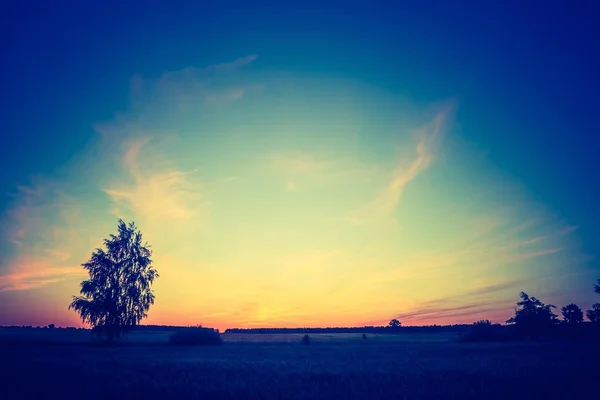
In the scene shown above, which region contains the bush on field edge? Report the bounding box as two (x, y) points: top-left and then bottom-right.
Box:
(169, 327), (223, 346)
(459, 320), (511, 342)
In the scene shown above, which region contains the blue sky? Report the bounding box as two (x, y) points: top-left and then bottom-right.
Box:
(0, 1), (598, 328)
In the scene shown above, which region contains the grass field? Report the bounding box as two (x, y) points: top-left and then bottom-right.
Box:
(1, 328), (598, 399)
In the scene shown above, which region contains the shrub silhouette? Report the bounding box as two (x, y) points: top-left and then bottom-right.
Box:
(460, 320), (505, 342)
(301, 334), (310, 345)
(506, 292), (558, 339)
(69, 219), (159, 342)
(169, 327), (223, 346)
(561, 303), (583, 324)
(472, 319), (492, 332)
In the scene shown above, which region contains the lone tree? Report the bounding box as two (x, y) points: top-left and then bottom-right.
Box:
(561, 303), (584, 324)
(388, 319), (402, 329)
(69, 219), (158, 341)
(506, 292), (558, 339)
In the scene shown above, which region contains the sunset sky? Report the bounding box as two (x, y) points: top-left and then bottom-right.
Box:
(1, 2), (598, 331)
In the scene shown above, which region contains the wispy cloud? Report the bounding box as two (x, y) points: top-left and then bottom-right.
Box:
(391, 281), (527, 324)
(0, 183), (89, 292)
(204, 55), (258, 72)
(0, 265), (83, 292)
(396, 303), (509, 324)
(132, 54), (262, 108)
(392, 270), (590, 325)
(346, 102), (456, 226)
(103, 137), (206, 225)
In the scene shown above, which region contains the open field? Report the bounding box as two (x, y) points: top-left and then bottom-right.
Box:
(1, 329), (599, 399)
(0, 328), (459, 345)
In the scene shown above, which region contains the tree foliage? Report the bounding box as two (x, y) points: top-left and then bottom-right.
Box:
(561, 303), (583, 324)
(69, 220), (158, 341)
(587, 279), (600, 323)
(586, 303), (600, 323)
(506, 292), (558, 338)
(388, 319), (401, 329)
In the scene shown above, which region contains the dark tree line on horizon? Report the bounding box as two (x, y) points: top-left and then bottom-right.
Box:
(223, 325), (474, 334)
(63, 219), (600, 342)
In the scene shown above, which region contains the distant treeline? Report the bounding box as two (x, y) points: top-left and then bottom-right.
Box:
(0, 324), (203, 332)
(132, 325), (207, 332)
(3, 323), (599, 341)
(108, 324), (478, 334)
(1, 324), (476, 334)
(0, 325), (86, 330)
(224, 324), (476, 334)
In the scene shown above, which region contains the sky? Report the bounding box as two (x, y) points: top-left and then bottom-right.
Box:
(1, 1), (599, 331)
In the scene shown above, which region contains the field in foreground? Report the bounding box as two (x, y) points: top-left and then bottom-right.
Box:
(1, 330), (598, 399)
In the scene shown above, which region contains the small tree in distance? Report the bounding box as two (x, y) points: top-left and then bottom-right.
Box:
(561, 304), (584, 324)
(388, 319), (401, 329)
(69, 219), (159, 342)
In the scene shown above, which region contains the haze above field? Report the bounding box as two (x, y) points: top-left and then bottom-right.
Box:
(1, 2), (598, 331)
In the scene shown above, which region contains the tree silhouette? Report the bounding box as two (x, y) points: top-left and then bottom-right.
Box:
(586, 303), (600, 323)
(69, 220), (158, 341)
(561, 303), (583, 324)
(388, 319), (401, 328)
(586, 279), (600, 323)
(506, 292), (558, 339)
